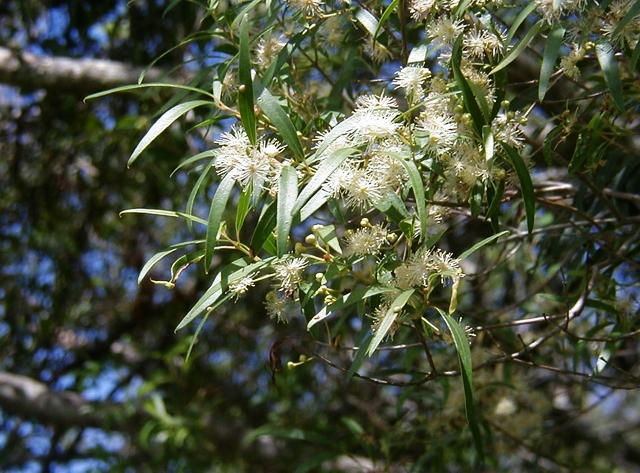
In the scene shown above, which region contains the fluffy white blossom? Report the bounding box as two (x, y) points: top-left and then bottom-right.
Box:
(416, 111), (458, 155)
(273, 257), (308, 296)
(428, 17), (465, 47)
(392, 66), (431, 99)
(256, 34), (287, 69)
(344, 224), (388, 257)
(409, 0), (437, 21)
(286, 0), (324, 16)
(213, 125), (284, 191)
(229, 276), (256, 300)
(395, 247), (464, 289)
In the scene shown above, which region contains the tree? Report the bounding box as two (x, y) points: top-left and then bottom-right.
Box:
(1, 0), (639, 472)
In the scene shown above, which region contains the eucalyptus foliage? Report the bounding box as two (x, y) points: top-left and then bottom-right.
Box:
(93, 0), (640, 469)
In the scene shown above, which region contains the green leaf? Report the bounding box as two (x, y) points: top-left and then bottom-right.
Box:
(186, 162), (214, 232)
(170, 150), (216, 177)
(293, 148), (356, 215)
(256, 87), (305, 161)
(452, 36), (485, 136)
(307, 286), (394, 330)
(502, 144), (535, 234)
(366, 289), (414, 357)
(251, 201), (277, 253)
(506, 2), (538, 44)
(277, 165), (298, 257)
(204, 174), (236, 270)
(611, 0), (640, 38)
(458, 230), (509, 260)
(436, 308), (484, 462)
(84, 82), (214, 102)
(120, 208), (207, 226)
(176, 257), (273, 331)
(128, 100), (211, 167)
(491, 20), (543, 75)
(596, 41), (625, 111)
(235, 185), (253, 235)
(355, 8), (378, 37)
(238, 15), (257, 144)
(482, 125), (494, 162)
(138, 248), (179, 284)
(386, 152), (427, 241)
(347, 332), (373, 379)
(373, 0), (398, 42)
(538, 25), (565, 102)
(454, 0), (473, 18)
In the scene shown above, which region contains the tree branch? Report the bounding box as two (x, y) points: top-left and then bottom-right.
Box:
(0, 47), (166, 93)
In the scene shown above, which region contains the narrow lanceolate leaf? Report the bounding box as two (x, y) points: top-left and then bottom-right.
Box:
(366, 289), (414, 357)
(175, 257), (273, 331)
(596, 41), (625, 111)
(506, 2), (538, 44)
(186, 162), (214, 232)
(277, 165), (298, 257)
(307, 286), (394, 330)
(204, 174), (236, 270)
(171, 150), (216, 177)
(386, 152), (427, 241)
(482, 125), (494, 162)
(250, 201), (277, 253)
(293, 148), (356, 215)
(611, 0), (640, 39)
(452, 36), (484, 136)
(491, 20), (543, 75)
(502, 144), (535, 234)
(235, 185), (253, 235)
(539, 25), (565, 102)
(355, 8), (379, 37)
(238, 15), (256, 144)
(256, 87), (305, 161)
(128, 100), (211, 167)
(373, 0), (399, 42)
(83, 82), (215, 102)
(458, 230), (509, 260)
(138, 248), (179, 284)
(436, 308), (484, 462)
(454, 0), (473, 18)
(120, 208), (207, 226)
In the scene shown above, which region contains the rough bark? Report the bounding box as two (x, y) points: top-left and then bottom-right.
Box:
(0, 46), (166, 93)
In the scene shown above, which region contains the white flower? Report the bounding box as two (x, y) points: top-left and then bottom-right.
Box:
(214, 126), (284, 191)
(344, 224), (388, 257)
(416, 111), (458, 155)
(428, 17), (465, 47)
(354, 93), (398, 113)
(273, 257), (308, 296)
(343, 168), (385, 209)
(463, 28), (504, 59)
(409, 0), (437, 21)
(229, 276), (255, 300)
(493, 112), (525, 149)
(395, 247), (464, 289)
(265, 290), (290, 323)
(392, 66), (431, 99)
(286, 0), (324, 16)
(256, 34), (287, 69)
(351, 109), (401, 142)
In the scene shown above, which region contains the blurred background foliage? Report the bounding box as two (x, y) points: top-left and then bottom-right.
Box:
(1, 0), (639, 472)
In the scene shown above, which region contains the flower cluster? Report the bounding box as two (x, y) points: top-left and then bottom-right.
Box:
(395, 247), (464, 289)
(213, 125), (285, 194)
